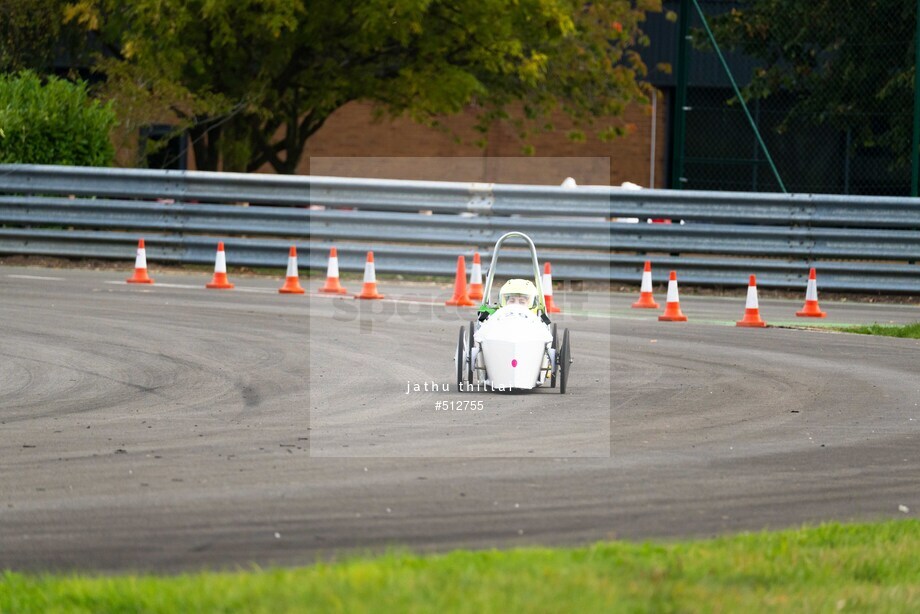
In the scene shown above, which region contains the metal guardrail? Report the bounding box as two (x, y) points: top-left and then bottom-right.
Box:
(0, 164), (918, 292)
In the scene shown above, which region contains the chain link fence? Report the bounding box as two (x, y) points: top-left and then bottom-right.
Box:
(676, 0), (914, 196)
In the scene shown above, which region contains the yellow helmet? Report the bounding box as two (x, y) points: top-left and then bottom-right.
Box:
(499, 279), (538, 309)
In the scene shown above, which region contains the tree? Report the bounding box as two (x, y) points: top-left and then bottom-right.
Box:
(705, 0), (916, 168)
(1, 0), (90, 75)
(1, 0), (63, 72)
(66, 0), (663, 173)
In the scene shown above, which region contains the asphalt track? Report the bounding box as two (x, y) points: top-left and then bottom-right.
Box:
(1, 265), (918, 573)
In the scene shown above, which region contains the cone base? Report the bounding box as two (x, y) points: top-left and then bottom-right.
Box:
(796, 301), (826, 317)
(796, 310), (827, 318)
(206, 273), (234, 289)
(446, 298), (475, 306)
(356, 282), (384, 299)
(319, 284), (348, 294)
(632, 294), (659, 309)
(127, 269), (154, 284)
(468, 283), (483, 301)
(658, 314), (688, 322)
(737, 307), (766, 327)
(544, 296), (562, 313)
(736, 319), (767, 327)
(279, 277), (305, 294)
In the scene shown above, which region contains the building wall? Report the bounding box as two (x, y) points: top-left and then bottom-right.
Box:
(282, 90), (670, 187)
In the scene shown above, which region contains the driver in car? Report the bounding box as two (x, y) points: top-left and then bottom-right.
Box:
(500, 279), (538, 310)
(478, 279), (550, 322)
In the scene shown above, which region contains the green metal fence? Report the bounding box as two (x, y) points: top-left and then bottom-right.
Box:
(668, 0), (917, 196)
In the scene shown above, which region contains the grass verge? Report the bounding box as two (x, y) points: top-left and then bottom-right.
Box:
(833, 322), (920, 338)
(2, 520), (919, 612)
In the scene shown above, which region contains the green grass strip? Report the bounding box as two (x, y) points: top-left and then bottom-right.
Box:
(2, 520), (920, 613)
(834, 321), (920, 338)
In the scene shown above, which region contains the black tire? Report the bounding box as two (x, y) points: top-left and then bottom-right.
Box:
(550, 323), (558, 388)
(456, 326), (465, 390)
(468, 321), (476, 386)
(559, 328), (571, 394)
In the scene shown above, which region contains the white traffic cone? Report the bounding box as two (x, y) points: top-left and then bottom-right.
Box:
(542, 262), (561, 313)
(126, 238), (154, 284)
(468, 252), (483, 300)
(279, 246), (305, 294)
(319, 247), (347, 294)
(355, 251), (384, 299)
(658, 271), (687, 321)
(736, 275), (767, 327)
(205, 242), (234, 289)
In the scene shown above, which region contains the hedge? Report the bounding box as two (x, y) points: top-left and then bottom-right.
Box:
(0, 70), (115, 166)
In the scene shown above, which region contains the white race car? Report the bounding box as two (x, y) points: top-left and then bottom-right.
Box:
(455, 232), (572, 393)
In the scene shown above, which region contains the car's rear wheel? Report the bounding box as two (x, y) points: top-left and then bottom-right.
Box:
(468, 321), (476, 386)
(456, 326), (465, 390)
(559, 328), (571, 394)
(550, 322), (558, 388)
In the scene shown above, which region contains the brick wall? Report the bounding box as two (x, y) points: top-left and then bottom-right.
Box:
(272, 89), (671, 187)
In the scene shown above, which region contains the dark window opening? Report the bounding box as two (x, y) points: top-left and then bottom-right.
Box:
(140, 125), (188, 170)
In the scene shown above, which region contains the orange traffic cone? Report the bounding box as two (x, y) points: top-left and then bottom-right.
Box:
(446, 255), (475, 306)
(468, 252), (484, 301)
(658, 271), (688, 321)
(319, 247), (348, 294)
(355, 251), (384, 299)
(796, 268), (827, 318)
(126, 238), (154, 284)
(736, 274), (767, 327)
(278, 246), (305, 294)
(542, 262), (562, 313)
(205, 242), (234, 289)
(632, 260), (659, 308)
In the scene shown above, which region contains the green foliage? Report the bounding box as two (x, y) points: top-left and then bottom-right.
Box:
(0, 0), (65, 73)
(836, 322), (920, 339)
(0, 71), (115, 166)
(1, 521), (919, 612)
(706, 0), (916, 168)
(66, 0), (662, 173)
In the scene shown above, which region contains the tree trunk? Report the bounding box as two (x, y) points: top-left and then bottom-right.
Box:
(189, 121), (221, 171)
